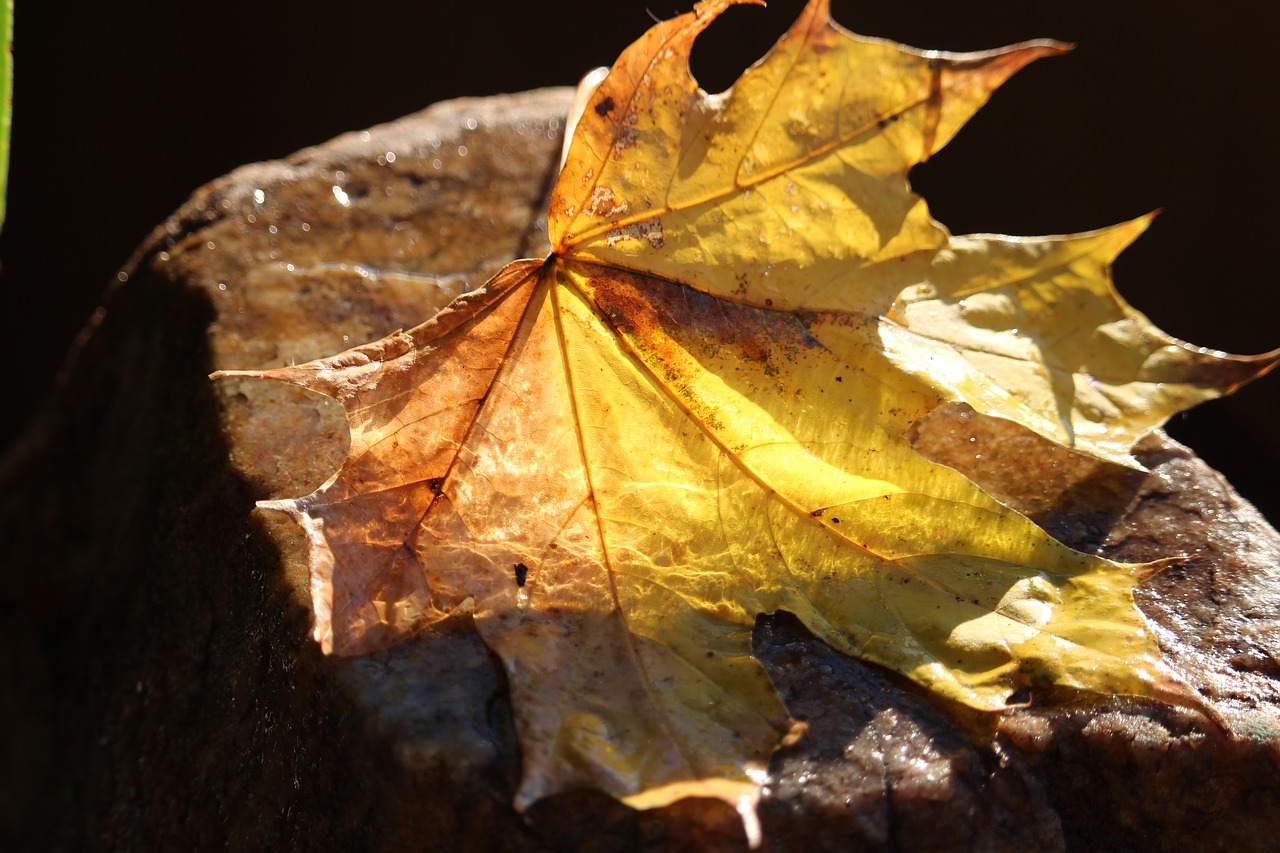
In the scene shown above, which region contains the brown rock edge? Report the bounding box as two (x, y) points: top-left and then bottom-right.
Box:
(2, 89), (1278, 851)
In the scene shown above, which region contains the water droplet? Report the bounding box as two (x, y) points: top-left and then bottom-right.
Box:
(385, 150), (396, 163)
(300, 222), (311, 232)
(267, 224), (278, 235)
(332, 185), (351, 206)
(342, 334), (350, 342)
(116, 271), (128, 282)
(218, 282), (227, 291)
(464, 117), (478, 130)
(432, 158), (442, 170)
(253, 188), (265, 205)
(206, 241), (217, 250)
(359, 130), (371, 141)
(457, 145), (469, 157)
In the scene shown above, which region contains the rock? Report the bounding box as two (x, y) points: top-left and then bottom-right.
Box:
(3, 88), (1278, 851)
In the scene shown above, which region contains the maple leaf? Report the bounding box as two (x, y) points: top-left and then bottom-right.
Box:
(216, 0), (1277, 822)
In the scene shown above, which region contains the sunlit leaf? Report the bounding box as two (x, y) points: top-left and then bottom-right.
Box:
(216, 0), (1277, 821)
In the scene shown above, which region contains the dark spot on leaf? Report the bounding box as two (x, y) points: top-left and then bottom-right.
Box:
(514, 562), (529, 587)
(595, 96), (616, 116)
(831, 517), (841, 524)
(427, 478), (444, 494)
(810, 507), (825, 518)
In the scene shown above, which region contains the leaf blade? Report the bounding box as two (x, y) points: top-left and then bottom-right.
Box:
(224, 0), (1273, 820)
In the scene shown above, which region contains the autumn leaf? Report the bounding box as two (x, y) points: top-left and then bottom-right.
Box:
(216, 0), (1276, 822)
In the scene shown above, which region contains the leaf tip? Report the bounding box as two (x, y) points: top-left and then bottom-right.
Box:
(621, 774), (766, 847)
(1069, 214), (1154, 265)
(210, 367), (259, 382)
(694, 0), (765, 22)
(1132, 556), (1182, 583)
(965, 38), (1073, 84)
(1225, 346), (1280, 389)
(1140, 662), (1233, 733)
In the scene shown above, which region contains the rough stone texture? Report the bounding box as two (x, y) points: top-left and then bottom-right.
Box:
(3, 89), (1279, 851)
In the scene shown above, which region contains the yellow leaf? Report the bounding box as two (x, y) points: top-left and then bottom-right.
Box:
(217, 0), (1276, 821)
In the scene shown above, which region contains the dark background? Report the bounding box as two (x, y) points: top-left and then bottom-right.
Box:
(5, 0), (1278, 519)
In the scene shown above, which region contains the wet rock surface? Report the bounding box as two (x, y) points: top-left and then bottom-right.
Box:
(3, 89), (1278, 851)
